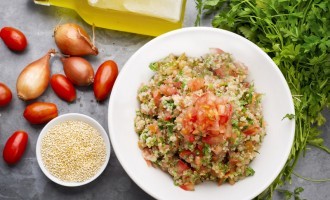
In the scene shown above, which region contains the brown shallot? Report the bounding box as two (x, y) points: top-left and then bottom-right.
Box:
(61, 57), (94, 86)
(54, 23), (98, 56)
(16, 49), (55, 101)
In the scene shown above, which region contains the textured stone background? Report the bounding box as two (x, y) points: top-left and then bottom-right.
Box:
(0, 0), (329, 199)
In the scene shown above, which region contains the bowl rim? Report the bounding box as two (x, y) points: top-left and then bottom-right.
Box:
(36, 112), (111, 187)
(108, 27), (295, 199)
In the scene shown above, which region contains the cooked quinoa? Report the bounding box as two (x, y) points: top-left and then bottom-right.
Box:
(134, 48), (266, 190)
(41, 120), (107, 183)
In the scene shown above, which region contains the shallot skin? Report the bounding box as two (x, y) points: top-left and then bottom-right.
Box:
(62, 57), (94, 86)
(16, 49), (55, 101)
(54, 23), (98, 56)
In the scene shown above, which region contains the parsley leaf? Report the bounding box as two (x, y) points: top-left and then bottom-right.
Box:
(149, 62), (159, 71)
(282, 114), (295, 121)
(246, 167), (255, 176)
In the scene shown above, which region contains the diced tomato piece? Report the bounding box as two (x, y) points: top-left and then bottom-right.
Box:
(210, 48), (225, 54)
(177, 160), (190, 173)
(197, 144), (204, 151)
(144, 159), (152, 167)
(173, 81), (182, 88)
(243, 82), (250, 88)
(190, 114), (197, 122)
(179, 93), (234, 137)
(229, 158), (239, 165)
(188, 135), (195, 143)
(164, 112), (172, 121)
(202, 135), (225, 145)
(188, 78), (204, 92)
(218, 178), (226, 186)
(229, 69), (238, 77)
(180, 183), (195, 191)
(179, 150), (194, 159)
(219, 104), (232, 124)
(243, 125), (260, 135)
(160, 85), (178, 96)
(152, 89), (161, 107)
(219, 115), (229, 124)
(214, 68), (224, 77)
(182, 133), (195, 142)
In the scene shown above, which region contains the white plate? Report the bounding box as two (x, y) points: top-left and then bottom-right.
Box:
(108, 27), (295, 200)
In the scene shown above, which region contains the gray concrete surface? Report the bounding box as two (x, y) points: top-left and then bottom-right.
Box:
(0, 0), (329, 199)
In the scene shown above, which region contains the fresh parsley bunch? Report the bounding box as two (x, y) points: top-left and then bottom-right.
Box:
(195, 0), (330, 199)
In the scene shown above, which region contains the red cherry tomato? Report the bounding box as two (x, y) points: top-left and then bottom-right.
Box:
(3, 131), (28, 165)
(0, 82), (12, 107)
(0, 27), (27, 51)
(51, 74), (76, 102)
(93, 60), (118, 101)
(23, 102), (58, 124)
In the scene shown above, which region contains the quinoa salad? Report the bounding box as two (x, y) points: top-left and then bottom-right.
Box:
(134, 48), (266, 191)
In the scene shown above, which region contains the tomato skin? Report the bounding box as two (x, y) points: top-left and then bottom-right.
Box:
(93, 60), (118, 101)
(50, 74), (76, 102)
(177, 160), (190, 173)
(152, 89), (161, 107)
(0, 27), (27, 51)
(202, 135), (225, 145)
(159, 84), (178, 96)
(188, 78), (204, 92)
(179, 150), (194, 159)
(0, 82), (12, 107)
(3, 131), (28, 165)
(243, 125), (260, 135)
(23, 102), (58, 124)
(180, 183), (195, 191)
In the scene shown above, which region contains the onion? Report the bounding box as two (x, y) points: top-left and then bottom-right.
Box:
(54, 23), (98, 56)
(16, 49), (55, 101)
(62, 57), (94, 86)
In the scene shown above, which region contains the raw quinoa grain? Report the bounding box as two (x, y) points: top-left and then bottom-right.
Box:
(41, 120), (106, 182)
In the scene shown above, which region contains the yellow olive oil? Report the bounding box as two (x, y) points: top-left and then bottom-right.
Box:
(34, 0), (187, 36)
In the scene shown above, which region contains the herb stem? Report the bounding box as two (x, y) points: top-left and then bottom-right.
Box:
(293, 171), (330, 182)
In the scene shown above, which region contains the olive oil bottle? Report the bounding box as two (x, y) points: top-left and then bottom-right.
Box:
(34, 0), (187, 36)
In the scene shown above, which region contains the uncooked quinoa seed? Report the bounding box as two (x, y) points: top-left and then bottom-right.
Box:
(41, 120), (106, 182)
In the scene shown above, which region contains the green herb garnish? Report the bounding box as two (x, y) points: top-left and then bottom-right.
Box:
(149, 62), (159, 71)
(282, 114), (295, 121)
(246, 167), (255, 176)
(277, 187), (306, 200)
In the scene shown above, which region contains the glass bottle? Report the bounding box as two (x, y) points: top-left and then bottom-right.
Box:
(34, 0), (187, 36)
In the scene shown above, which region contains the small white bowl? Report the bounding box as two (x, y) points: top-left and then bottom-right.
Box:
(36, 113), (111, 187)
